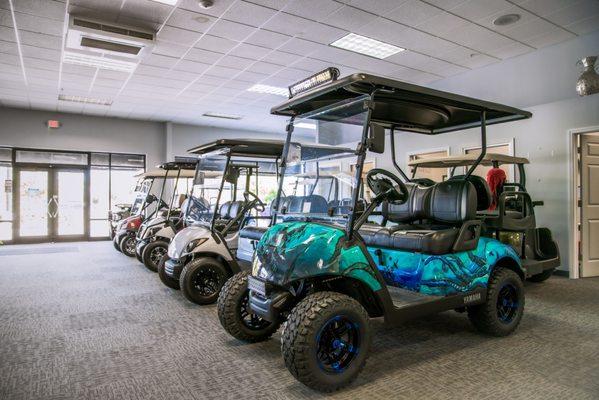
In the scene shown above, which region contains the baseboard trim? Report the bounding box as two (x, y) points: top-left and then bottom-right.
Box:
(553, 270), (569, 278)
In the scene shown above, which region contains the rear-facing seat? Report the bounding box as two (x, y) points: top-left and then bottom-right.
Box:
(360, 180), (482, 255)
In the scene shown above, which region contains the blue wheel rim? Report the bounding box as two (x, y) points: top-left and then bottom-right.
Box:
(496, 283), (519, 324)
(316, 315), (360, 373)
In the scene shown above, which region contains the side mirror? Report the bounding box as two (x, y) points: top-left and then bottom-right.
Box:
(146, 194), (157, 203)
(225, 166), (240, 184)
(367, 123), (385, 154)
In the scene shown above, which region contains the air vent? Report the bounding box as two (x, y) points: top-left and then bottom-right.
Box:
(65, 15), (155, 67)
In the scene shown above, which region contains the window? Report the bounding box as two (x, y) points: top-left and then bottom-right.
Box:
(0, 162), (12, 241)
(408, 149), (449, 182)
(464, 143), (512, 180)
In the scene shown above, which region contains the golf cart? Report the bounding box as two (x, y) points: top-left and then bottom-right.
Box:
(217, 69), (536, 392)
(112, 169), (169, 255)
(408, 153), (560, 282)
(134, 161), (196, 271)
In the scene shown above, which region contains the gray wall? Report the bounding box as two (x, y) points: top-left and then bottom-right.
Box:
(0, 107), (166, 168)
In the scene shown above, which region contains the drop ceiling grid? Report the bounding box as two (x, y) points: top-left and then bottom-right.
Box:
(0, 0), (597, 132)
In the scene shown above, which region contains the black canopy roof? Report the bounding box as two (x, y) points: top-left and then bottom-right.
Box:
(187, 139), (353, 160)
(271, 73), (532, 134)
(158, 160), (197, 170)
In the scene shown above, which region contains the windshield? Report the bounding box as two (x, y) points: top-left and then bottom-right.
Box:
(275, 97), (368, 226)
(130, 178), (152, 215)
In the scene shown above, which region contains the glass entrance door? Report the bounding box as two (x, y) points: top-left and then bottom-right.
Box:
(16, 168), (86, 242)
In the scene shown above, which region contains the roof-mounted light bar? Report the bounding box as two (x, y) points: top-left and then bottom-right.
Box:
(288, 67), (340, 98)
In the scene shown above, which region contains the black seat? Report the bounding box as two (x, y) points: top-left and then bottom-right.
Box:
(449, 175), (491, 211)
(239, 226), (268, 241)
(360, 180), (480, 255)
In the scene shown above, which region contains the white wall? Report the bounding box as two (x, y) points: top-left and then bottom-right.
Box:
(0, 107), (166, 168)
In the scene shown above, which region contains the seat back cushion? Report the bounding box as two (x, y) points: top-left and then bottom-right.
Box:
(302, 195), (329, 213)
(219, 201), (231, 219)
(385, 183), (430, 223)
(429, 180), (477, 223)
(449, 174), (492, 211)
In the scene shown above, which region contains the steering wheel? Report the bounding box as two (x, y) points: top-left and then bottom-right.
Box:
(244, 191), (265, 212)
(366, 169), (409, 204)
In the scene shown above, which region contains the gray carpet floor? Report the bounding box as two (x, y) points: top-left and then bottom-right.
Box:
(0, 241), (598, 400)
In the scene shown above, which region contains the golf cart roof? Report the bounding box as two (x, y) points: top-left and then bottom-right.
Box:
(408, 153), (530, 168)
(136, 169), (196, 179)
(271, 73), (532, 134)
(187, 139), (353, 160)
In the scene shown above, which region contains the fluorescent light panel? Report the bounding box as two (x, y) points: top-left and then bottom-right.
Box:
(58, 94), (113, 106)
(247, 84), (288, 97)
(63, 51), (137, 72)
(295, 122), (316, 130)
(203, 112), (242, 120)
(330, 33), (404, 59)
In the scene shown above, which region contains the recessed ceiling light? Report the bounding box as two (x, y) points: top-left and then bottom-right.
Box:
(295, 122), (316, 130)
(493, 14), (521, 26)
(247, 84), (288, 97)
(149, 0), (179, 5)
(58, 94), (113, 106)
(330, 33), (404, 59)
(202, 112), (242, 120)
(63, 51), (137, 72)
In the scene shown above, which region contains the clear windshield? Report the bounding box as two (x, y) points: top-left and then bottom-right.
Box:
(187, 153), (227, 224)
(276, 97), (369, 226)
(130, 179), (152, 215)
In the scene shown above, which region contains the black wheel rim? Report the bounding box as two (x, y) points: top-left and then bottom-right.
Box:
(239, 292), (270, 330)
(496, 283), (519, 324)
(124, 238), (135, 254)
(316, 315), (360, 373)
(150, 246), (166, 265)
(192, 267), (221, 297)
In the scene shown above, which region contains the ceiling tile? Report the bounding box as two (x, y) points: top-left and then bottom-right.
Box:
(416, 11), (469, 36)
(153, 40), (190, 58)
(283, 0), (343, 20)
(194, 34), (238, 53)
(173, 59), (211, 74)
(141, 53), (179, 69)
(216, 54), (255, 69)
(486, 41), (532, 59)
(342, 0), (409, 15)
(503, 17), (559, 43)
(261, 50), (303, 66)
(221, 1), (278, 27)
(545, 0), (599, 26)
(245, 28), (289, 49)
(18, 30), (61, 50)
(276, 37), (322, 56)
(178, 0), (237, 18)
(517, 0), (578, 16)
(165, 8), (215, 33)
(525, 27), (576, 48)
(14, 12), (63, 36)
(565, 14), (599, 35)
(208, 19), (256, 42)
(388, 0), (444, 26)
(184, 47), (224, 64)
(450, 0), (511, 21)
(13, 0), (65, 21)
(319, 5), (377, 30)
(229, 42), (273, 60)
(157, 25), (202, 46)
(354, 17), (408, 47)
(247, 61), (281, 74)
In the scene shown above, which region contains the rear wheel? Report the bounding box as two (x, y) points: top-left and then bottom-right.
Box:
(217, 271), (280, 342)
(281, 291), (371, 392)
(180, 257), (228, 305)
(158, 256), (180, 290)
(119, 234), (136, 257)
(528, 268), (554, 283)
(142, 241), (168, 272)
(468, 267), (524, 336)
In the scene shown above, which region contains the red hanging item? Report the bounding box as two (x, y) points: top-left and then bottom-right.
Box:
(486, 168), (507, 211)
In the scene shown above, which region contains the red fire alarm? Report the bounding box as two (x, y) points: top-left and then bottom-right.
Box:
(46, 120), (61, 129)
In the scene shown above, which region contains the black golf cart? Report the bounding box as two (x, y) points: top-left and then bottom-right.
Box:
(408, 153), (560, 282)
(134, 161), (197, 270)
(217, 69), (541, 392)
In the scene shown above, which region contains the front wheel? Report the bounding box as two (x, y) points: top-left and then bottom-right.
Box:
(180, 257), (229, 305)
(119, 234), (136, 257)
(468, 267), (524, 336)
(142, 241), (168, 272)
(158, 256), (180, 290)
(217, 271), (280, 342)
(281, 291), (371, 392)
(113, 238), (121, 252)
(527, 268), (554, 283)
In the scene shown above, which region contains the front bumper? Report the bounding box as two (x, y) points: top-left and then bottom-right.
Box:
(248, 277), (292, 322)
(164, 257), (186, 280)
(135, 237), (151, 257)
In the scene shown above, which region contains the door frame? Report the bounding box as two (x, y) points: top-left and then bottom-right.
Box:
(568, 125), (599, 279)
(13, 165), (89, 243)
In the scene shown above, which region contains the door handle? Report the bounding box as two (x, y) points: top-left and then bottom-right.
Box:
(47, 195), (58, 218)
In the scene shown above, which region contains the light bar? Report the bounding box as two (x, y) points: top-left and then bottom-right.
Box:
(247, 84), (288, 97)
(295, 122), (316, 130)
(202, 112), (242, 120)
(58, 94), (113, 106)
(288, 67), (339, 98)
(63, 51), (137, 72)
(330, 33), (404, 59)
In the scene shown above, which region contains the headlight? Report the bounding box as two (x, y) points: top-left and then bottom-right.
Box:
(186, 238), (207, 254)
(252, 256), (262, 275)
